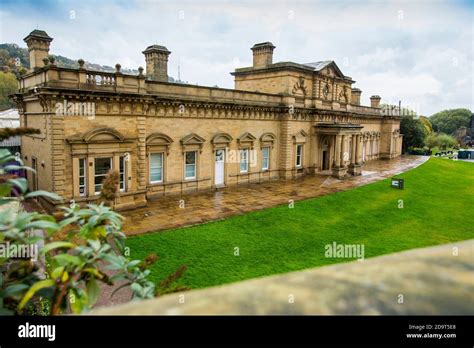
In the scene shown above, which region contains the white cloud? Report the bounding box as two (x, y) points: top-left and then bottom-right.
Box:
(0, 0), (472, 115)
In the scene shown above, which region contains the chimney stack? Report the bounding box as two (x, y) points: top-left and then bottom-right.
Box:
(351, 88), (362, 106)
(251, 42), (275, 68)
(23, 30), (53, 71)
(370, 95), (381, 108)
(142, 45), (171, 82)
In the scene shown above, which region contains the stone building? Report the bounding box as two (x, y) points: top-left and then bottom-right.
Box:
(12, 30), (403, 211)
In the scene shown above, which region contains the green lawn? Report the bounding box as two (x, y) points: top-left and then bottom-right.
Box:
(126, 158), (474, 290)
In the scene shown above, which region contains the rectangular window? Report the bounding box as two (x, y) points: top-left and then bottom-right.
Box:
(296, 144), (303, 167)
(94, 157), (112, 194)
(79, 158), (86, 197)
(240, 149), (249, 173)
(262, 147), (270, 171)
(150, 153), (164, 183)
(119, 156), (126, 192)
(185, 151), (197, 179)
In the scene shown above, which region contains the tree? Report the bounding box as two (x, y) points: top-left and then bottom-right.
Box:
(437, 133), (457, 149)
(419, 116), (433, 135)
(424, 133), (440, 150)
(400, 115), (426, 152)
(424, 133), (457, 151)
(0, 72), (18, 111)
(430, 108), (472, 135)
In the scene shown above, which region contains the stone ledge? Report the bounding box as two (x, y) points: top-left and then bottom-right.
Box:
(92, 240), (474, 315)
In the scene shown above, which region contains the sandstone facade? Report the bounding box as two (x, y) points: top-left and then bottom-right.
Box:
(13, 31), (403, 211)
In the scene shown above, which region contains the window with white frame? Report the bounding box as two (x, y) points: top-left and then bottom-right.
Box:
(150, 153), (164, 183)
(262, 147), (270, 171)
(296, 144), (303, 167)
(240, 148), (249, 173)
(119, 156), (126, 192)
(185, 151), (197, 179)
(94, 157), (112, 194)
(78, 158), (86, 197)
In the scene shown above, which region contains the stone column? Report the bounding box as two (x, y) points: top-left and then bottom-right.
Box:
(279, 113), (293, 179)
(334, 134), (342, 167)
(356, 135), (362, 165)
(349, 134), (362, 176)
(135, 115), (148, 208)
(332, 134), (347, 179)
(377, 137), (381, 158)
(340, 135), (346, 167)
(350, 134), (356, 165)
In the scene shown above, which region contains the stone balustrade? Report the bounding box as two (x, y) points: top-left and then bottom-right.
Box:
(348, 103), (382, 116)
(17, 65), (285, 107)
(17, 65), (388, 115)
(85, 72), (116, 86)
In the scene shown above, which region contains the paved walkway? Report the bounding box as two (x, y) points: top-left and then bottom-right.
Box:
(122, 155), (429, 235)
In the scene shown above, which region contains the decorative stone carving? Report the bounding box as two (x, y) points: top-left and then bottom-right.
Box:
(292, 76), (307, 96)
(82, 127), (126, 143)
(293, 129), (308, 144)
(12, 95), (25, 114)
(180, 133), (205, 153)
(211, 133), (233, 149)
(237, 132), (256, 149)
(322, 83), (330, 100)
(38, 94), (52, 112)
(259, 132), (276, 149)
(147, 132), (173, 155)
(338, 87), (348, 104)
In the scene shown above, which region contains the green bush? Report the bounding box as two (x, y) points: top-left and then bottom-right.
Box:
(0, 149), (186, 315)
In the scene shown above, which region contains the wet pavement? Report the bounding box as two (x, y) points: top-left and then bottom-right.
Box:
(121, 156), (429, 235)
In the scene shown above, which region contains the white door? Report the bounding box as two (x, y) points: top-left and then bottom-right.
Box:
(215, 149), (225, 186)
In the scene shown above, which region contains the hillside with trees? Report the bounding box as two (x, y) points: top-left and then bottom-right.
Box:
(0, 42), (181, 111)
(0, 43), (139, 75)
(429, 108), (472, 135)
(0, 71), (17, 110)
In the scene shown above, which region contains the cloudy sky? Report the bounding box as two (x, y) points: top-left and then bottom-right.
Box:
(1, 0), (472, 115)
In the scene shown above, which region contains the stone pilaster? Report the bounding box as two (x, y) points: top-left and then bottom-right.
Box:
(279, 114), (293, 179)
(380, 118), (396, 159)
(349, 134), (362, 176)
(332, 134), (347, 179)
(356, 135), (363, 165)
(136, 116), (147, 190)
(334, 134), (341, 168)
(51, 114), (66, 198)
(350, 134), (356, 165)
(340, 134), (346, 167)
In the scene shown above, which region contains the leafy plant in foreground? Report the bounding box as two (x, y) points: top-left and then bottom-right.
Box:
(0, 149), (186, 315)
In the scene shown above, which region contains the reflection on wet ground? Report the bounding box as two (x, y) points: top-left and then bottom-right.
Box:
(122, 156), (429, 235)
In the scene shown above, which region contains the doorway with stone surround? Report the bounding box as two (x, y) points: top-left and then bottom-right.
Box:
(314, 123), (363, 178)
